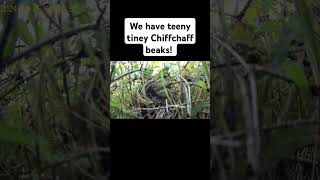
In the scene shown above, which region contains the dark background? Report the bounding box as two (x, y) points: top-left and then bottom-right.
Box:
(111, 119), (209, 179)
(110, 0), (210, 61)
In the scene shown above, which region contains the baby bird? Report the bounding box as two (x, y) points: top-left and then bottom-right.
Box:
(144, 79), (175, 103)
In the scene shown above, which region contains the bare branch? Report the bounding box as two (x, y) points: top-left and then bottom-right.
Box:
(0, 24), (95, 71)
(235, 0), (253, 20)
(111, 67), (142, 83)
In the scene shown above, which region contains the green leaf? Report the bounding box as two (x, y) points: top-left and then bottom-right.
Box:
(281, 61), (309, 95)
(121, 106), (132, 114)
(192, 100), (209, 114)
(243, 1), (261, 27)
(198, 80), (207, 89)
(143, 67), (153, 77)
(0, 125), (34, 144)
(110, 97), (119, 108)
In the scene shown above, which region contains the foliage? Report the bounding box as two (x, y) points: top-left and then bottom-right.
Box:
(211, 0), (320, 179)
(0, 0), (109, 179)
(111, 61), (210, 119)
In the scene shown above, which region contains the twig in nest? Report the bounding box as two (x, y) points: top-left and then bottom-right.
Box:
(134, 105), (186, 110)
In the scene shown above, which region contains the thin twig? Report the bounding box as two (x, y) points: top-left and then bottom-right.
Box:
(38, 3), (60, 30)
(111, 67), (142, 83)
(0, 24), (96, 70)
(236, 0), (253, 20)
(134, 105), (186, 110)
(0, 73), (38, 101)
(175, 72), (192, 117)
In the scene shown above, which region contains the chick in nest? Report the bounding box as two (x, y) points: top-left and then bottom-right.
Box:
(144, 79), (175, 104)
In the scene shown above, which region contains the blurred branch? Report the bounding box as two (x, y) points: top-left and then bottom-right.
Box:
(57, 1), (71, 107)
(236, 0), (253, 20)
(217, 119), (320, 139)
(112, 66), (143, 83)
(252, 65), (294, 83)
(213, 62), (294, 83)
(0, 6), (107, 72)
(213, 34), (260, 177)
(1, 24), (94, 68)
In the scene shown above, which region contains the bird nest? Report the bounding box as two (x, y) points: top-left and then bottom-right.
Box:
(131, 79), (190, 119)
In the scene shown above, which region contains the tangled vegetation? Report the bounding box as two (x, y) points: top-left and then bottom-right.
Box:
(0, 0), (109, 179)
(111, 61), (210, 119)
(211, 0), (320, 179)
